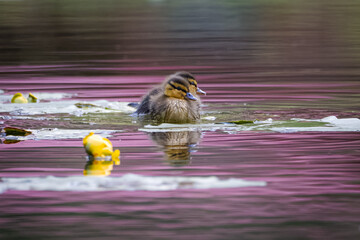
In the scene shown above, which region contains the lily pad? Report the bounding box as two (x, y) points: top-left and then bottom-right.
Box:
(3, 139), (22, 144)
(75, 103), (100, 109)
(4, 127), (32, 136)
(228, 120), (254, 125)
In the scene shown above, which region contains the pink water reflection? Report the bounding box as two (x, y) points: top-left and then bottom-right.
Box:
(1, 70), (359, 105)
(1, 0), (360, 238)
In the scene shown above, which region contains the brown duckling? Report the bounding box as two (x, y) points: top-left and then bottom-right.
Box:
(136, 71), (205, 114)
(147, 76), (200, 123)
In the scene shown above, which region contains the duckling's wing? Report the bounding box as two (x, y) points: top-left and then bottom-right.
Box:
(136, 87), (162, 114)
(136, 95), (151, 114)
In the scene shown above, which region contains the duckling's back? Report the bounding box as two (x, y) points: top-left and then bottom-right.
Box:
(136, 87), (162, 114)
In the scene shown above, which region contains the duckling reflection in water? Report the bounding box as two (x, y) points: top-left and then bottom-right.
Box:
(136, 72), (206, 123)
(148, 130), (201, 166)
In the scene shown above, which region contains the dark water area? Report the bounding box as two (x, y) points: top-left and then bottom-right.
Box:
(1, 0), (360, 239)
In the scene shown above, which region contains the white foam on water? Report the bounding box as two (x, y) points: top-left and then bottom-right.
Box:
(0, 94), (11, 104)
(321, 116), (360, 128)
(0, 115), (58, 121)
(254, 118), (273, 124)
(0, 174), (266, 193)
(140, 116), (360, 133)
(272, 116), (360, 133)
(0, 99), (135, 116)
(31, 92), (75, 100)
(4, 128), (121, 140)
(202, 116), (217, 121)
(140, 123), (238, 132)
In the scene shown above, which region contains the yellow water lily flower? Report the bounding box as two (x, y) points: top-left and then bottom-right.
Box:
(27, 92), (38, 103)
(11, 93), (28, 103)
(83, 132), (120, 161)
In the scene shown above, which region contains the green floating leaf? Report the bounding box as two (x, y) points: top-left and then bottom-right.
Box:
(75, 103), (99, 109)
(3, 139), (22, 144)
(228, 120), (254, 125)
(4, 127), (32, 136)
(270, 121), (328, 128)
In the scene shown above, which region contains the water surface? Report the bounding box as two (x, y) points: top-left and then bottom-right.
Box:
(1, 0), (360, 239)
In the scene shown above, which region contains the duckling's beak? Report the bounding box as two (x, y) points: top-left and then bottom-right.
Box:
(196, 87), (206, 95)
(185, 92), (197, 101)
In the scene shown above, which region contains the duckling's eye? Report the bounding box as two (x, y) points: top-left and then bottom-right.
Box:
(188, 79), (197, 87)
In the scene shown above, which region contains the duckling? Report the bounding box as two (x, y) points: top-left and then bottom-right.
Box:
(136, 87), (161, 114)
(148, 76), (200, 123)
(83, 132), (120, 161)
(11, 93), (28, 103)
(136, 71), (205, 115)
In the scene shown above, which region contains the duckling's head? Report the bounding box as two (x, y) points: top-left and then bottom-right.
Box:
(174, 71), (206, 96)
(164, 76), (197, 101)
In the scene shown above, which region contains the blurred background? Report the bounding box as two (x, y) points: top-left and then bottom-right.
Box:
(1, 0), (360, 69)
(0, 0), (359, 113)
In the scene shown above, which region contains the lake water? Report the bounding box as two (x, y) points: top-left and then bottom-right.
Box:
(1, 0), (360, 239)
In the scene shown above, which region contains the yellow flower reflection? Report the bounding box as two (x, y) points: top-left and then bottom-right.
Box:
(84, 157), (120, 176)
